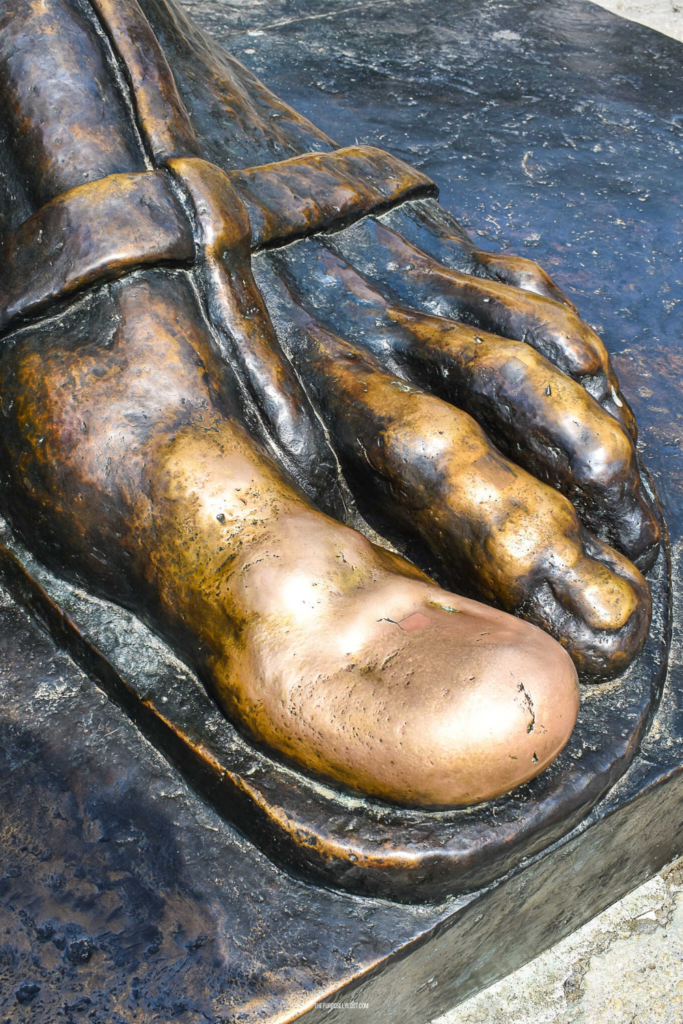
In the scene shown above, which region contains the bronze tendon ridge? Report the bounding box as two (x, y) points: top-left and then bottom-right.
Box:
(88, 0), (202, 164)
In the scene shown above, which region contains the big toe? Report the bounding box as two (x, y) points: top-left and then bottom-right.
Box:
(301, 592), (580, 808)
(376, 602), (580, 806)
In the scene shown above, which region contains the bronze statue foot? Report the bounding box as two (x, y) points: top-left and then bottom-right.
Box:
(129, 0), (658, 676)
(0, 0), (656, 808)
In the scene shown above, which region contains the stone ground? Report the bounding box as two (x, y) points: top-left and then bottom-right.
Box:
(436, 857), (683, 1024)
(433, 3), (683, 1022)
(592, 0), (683, 39)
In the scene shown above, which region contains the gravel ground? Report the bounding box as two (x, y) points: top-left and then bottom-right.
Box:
(433, 3), (683, 1022)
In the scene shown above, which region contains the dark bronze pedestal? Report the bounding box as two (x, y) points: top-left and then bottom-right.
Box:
(2, 0), (683, 1020)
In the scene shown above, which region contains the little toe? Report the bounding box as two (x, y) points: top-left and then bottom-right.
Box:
(382, 198), (578, 310)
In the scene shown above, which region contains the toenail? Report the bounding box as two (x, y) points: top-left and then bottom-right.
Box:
(398, 612), (432, 632)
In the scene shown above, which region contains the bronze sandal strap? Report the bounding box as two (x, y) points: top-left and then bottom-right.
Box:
(87, 0), (435, 235)
(0, 170), (194, 334)
(88, 0), (202, 164)
(0, 147), (434, 334)
(84, 0), (435, 244)
(226, 145), (436, 249)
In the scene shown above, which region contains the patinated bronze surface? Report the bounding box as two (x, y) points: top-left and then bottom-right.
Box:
(1, 0), (681, 1018)
(0, 0), (664, 879)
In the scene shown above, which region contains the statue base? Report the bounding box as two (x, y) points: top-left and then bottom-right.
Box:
(1, 548), (681, 1023)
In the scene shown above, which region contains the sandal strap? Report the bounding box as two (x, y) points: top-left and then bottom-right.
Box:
(228, 145), (435, 250)
(0, 170), (192, 334)
(86, 0), (436, 244)
(89, 0), (201, 164)
(1, 147), (434, 334)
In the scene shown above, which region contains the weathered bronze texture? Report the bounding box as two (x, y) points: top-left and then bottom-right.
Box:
(0, 0), (661, 832)
(330, 215), (639, 437)
(1, 1), (681, 1014)
(0, 171), (193, 331)
(267, 238), (654, 561)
